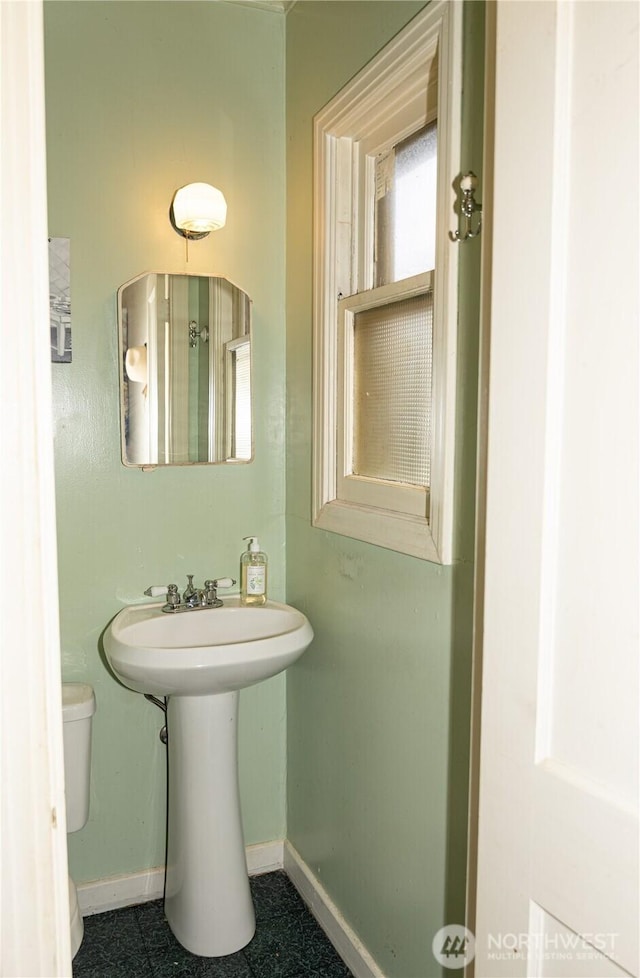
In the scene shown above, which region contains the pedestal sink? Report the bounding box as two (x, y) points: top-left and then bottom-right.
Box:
(103, 596), (313, 957)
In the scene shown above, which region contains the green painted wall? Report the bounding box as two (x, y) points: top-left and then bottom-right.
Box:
(44, 0), (286, 884)
(284, 4), (484, 977)
(45, 3), (483, 971)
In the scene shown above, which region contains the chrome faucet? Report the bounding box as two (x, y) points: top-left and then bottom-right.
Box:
(144, 576), (235, 613)
(183, 575), (198, 608)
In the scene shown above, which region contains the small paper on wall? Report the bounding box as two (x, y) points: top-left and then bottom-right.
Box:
(48, 236), (71, 363)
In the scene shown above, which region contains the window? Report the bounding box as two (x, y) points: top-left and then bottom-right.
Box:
(225, 337), (252, 461)
(374, 123), (438, 287)
(312, 1), (462, 563)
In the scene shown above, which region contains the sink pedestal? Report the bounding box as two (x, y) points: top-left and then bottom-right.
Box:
(164, 693), (255, 957)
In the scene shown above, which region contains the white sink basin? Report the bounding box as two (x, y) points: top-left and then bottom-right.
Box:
(104, 595), (313, 696)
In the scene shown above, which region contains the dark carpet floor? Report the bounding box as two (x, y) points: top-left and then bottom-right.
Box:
(72, 870), (354, 978)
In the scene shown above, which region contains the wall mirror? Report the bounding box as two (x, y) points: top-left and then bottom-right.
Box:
(118, 273), (252, 467)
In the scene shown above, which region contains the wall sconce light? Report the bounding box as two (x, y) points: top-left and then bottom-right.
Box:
(170, 182), (227, 259)
(450, 171), (482, 242)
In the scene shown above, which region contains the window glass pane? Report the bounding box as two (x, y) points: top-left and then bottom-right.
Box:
(352, 290), (433, 486)
(374, 122), (438, 287)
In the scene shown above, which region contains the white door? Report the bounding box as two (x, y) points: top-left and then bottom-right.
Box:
(1, 1), (71, 975)
(474, 2), (639, 977)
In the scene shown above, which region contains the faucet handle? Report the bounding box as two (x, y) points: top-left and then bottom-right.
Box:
(202, 578), (235, 608)
(202, 580), (219, 607)
(144, 584), (177, 598)
(144, 583), (181, 609)
(165, 584), (180, 608)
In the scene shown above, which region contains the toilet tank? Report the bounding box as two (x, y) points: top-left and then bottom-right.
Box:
(62, 683), (96, 833)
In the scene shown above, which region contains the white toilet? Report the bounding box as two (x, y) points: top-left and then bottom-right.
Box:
(62, 682), (96, 959)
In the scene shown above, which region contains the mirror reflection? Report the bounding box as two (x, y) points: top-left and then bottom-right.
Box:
(118, 273), (252, 467)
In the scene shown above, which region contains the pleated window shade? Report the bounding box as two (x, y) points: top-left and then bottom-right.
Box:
(352, 289), (433, 487)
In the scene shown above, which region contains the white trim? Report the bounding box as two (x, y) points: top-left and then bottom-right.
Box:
(78, 840), (285, 915)
(312, 0), (462, 564)
(284, 842), (385, 978)
(223, 0), (292, 12)
(245, 838), (284, 875)
(464, 2), (496, 966)
(78, 867), (166, 916)
(0, 2), (71, 974)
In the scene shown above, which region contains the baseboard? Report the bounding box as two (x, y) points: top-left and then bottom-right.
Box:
(77, 864), (165, 916)
(77, 839), (284, 916)
(78, 838), (383, 978)
(283, 841), (385, 978)
(246, 838), (284, 875)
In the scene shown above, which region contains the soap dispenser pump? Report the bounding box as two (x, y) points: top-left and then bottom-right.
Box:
(240, 536), (268, 606)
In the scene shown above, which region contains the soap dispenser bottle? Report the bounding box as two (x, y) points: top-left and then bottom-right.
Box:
(240, 536), (268, 606)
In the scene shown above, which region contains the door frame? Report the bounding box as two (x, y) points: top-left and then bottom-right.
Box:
(1, 2), (70, 973)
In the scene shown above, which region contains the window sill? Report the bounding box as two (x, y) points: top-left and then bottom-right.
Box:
(313, 498), (444, 562)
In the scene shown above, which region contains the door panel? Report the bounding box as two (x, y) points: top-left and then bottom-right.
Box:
(475, 2), (639, 976)
(532, 910), (629, 978)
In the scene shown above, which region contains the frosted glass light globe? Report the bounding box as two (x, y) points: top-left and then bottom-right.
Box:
(172, 183), (227, 234)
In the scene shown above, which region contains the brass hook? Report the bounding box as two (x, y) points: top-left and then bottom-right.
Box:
(450, 172), (482, 242)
